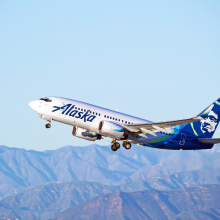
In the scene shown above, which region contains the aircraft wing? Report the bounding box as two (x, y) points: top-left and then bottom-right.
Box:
(198, 138), (220, 144)
(123, 116), (203, 135)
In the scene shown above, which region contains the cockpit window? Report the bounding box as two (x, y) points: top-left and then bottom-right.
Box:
(39, 97), (52, 102)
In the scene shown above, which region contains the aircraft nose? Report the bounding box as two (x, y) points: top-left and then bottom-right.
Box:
(29, 100), (38, 111)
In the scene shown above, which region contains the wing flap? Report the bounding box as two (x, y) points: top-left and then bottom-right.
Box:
(124, 117), (203, 133)
(198, 138), (220, 144)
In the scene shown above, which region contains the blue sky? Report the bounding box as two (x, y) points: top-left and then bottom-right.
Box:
(0, 0), (220, 151)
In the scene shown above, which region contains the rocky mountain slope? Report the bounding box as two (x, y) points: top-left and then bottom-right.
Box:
(0, 182), (119, 219)
(53, 184), (220, 220)
(119, 168), (220, 191)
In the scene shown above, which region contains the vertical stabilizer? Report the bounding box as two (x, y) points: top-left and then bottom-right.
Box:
(183, 98), (220, 138)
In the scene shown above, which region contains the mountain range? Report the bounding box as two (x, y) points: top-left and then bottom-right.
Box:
(0, 144), (219, 199)
(53, 184), (220, 220)
(0, 144), (149, 198)
(0, 168), (220, 219)
(0, 144), (219, 219)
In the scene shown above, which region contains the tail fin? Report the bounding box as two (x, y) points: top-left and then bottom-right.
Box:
(185, 98), (220, 138)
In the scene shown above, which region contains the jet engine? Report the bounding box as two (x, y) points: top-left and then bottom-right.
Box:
(99, 121), (128, 139)
(72, 126), (102, 141)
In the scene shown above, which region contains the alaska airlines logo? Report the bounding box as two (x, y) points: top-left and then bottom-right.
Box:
(52, 104), (96, 122)
(190, 101), (220, 137)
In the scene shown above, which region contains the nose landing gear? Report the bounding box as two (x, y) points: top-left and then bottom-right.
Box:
(45, 123), (51, 129)
(40, 115), (52, 129)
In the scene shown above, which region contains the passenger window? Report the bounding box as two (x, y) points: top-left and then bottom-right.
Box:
(78, 108), (80, 110)
(118, 119), (120, 122)
(113, 117), (114, 120)
(128, 122), (130, 124)
(125, 121), (127, 123)
(122, 120), (124, 122)
(75, 107), (77, 109)
(104, 115), (106, 118)
(107, 116), (109, 118)
(110, 117), (112, 119)
(81, 109), (83, 111)
(116, 118), (117, 121)
(84, 109), (86, 112)
(93, 112), (95, 114)
(96, 113), (97, 115)
(99, 114), (100, 116)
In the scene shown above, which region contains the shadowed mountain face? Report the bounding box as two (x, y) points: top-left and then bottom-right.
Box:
(0, 182), (120, 220)
(0, 169), (220, 219)
(0, 144), (219, 199)
(53, 185), (220, 220)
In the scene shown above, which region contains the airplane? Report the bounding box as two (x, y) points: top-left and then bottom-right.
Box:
(29, 97), (220, 151)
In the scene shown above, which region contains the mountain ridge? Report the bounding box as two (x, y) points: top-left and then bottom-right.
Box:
(0, 143), (219, 199)
(0, 168), (220, 219)
(52, 184), (220, 220)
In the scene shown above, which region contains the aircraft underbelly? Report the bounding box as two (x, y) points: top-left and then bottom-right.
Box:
(145, 139), (214, 150)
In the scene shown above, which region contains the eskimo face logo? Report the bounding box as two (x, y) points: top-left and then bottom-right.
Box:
(52, 104), (96, 122)
(201, 111), (218, 133)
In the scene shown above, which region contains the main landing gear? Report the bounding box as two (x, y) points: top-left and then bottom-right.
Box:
(111, 140), (132, 151)
(123, 141), (131, 150)
(45, 123), (51, 129)
(111, 141), (120, 151)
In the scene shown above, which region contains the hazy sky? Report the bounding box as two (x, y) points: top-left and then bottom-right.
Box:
(0, 0), (220, 151)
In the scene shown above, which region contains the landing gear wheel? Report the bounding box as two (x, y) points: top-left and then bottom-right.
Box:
(115, 142), (120, 149)
(45, 123), (51, 129)
(111, 145), (118, 151)
(123, 141), (131, 150)
(111, 142), (120, 151)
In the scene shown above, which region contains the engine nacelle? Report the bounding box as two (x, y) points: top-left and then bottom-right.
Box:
(99, 121), (128, 139)
(72, 126), (102, 141)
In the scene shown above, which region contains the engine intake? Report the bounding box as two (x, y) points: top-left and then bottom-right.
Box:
(99, 121), (128, 139)
(72, 126), (101, 141)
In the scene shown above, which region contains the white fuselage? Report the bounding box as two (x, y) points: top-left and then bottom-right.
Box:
(29, 96), (168, 144)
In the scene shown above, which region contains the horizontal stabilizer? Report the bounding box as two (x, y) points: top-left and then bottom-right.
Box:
(198, 138), (220, 144)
